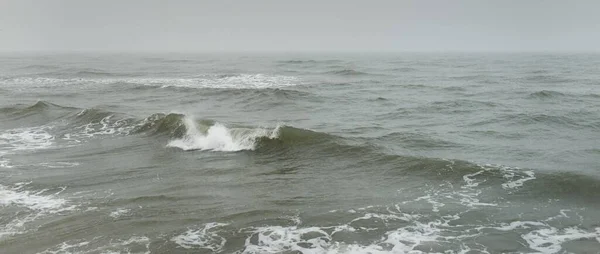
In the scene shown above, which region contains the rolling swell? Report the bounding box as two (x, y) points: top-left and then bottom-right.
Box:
(0, 101), (79, 127)
(166, 119), (600, 202)
(3, 103), (600, 203)
(0, 101), (75, 115)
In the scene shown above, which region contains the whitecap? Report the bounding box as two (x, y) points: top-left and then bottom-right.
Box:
(167, 116), (279, 152)
(109, 208), (130, 219)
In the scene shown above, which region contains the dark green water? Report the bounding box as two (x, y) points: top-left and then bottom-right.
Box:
(1, 53), (599, 253)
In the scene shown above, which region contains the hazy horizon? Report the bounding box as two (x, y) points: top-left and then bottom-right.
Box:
(1, 0), (600, 53)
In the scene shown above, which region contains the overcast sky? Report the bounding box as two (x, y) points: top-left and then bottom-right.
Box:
(1, 0), (599, 52)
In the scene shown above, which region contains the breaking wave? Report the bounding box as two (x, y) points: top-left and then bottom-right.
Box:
(3, 102), (600, 200)
(166, 117), (280, 152)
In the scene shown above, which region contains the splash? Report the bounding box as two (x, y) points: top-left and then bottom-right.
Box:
(167, 117), (279, 152)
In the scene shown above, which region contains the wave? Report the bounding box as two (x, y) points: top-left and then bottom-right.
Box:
(448, 74), (492, 81)
(376, 132), (460, 150)
(277, 59), (343, 65)
(325, 69), (369, 76)
(277, 60), (318, 64)
(129, 113), (187, 137)
(24, 67), (140, 78)
(73, 70), (121, 77)
(12, 64), (61, 71)
(528, 90), (600, 100)
(169, 177), (600, 253)
(167, 116), (280, 152)
(389, 67), (417, 72)
(164, 120), (600, 201)
(3, 102), (600, 200)
(522, 75), (576, 84)
(512, 113), (584, 128)
(528, 90), (566, 99)
(0, 101), (72, 115)
(404, 100), (500, 115)
(469, 113), (587, 129)
(0, 101), (78, 127)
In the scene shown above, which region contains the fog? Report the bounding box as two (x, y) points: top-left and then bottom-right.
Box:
(1, 0), (599, 52)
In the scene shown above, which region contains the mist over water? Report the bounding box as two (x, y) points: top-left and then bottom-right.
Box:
(1, 53), (600, 253)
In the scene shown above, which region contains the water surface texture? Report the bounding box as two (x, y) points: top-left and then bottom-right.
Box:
(1, 53), (599, 253)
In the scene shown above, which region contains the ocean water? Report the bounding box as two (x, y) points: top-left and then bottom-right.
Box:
(0, 52), (599, 253)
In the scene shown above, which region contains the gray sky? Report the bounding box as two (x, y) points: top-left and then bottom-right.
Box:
(1, 0), (599, 52)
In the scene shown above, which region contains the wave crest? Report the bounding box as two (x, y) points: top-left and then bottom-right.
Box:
(166, 117), (280, 152)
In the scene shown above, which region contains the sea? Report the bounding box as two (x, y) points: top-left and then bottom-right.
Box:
(0, 52), (599, 253)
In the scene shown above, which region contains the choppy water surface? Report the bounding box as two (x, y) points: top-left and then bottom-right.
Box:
(1, 53), (599, 253)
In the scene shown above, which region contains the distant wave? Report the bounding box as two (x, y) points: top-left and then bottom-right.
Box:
(0, 74), (300, 90)
(389, 67), (417, 72)
(0, 101), (77, 123)
(376, 132), (461, 150)
(277, 59), (343, 65)
(325, 69), (369, 76)
(522, 75), (576, 84)
(529, 69), (550, 74)
(277, 60), (318, 64)
(45, 67), (136, 78)
(528, 90), (566, 99)
(469, 112), (594, 129)
(528, 90), (600, 100)
(73, 70), (120, 77)
(449, 74), (494, 81)
(404, 99), (501, 115)
(13, 64), (61, 71)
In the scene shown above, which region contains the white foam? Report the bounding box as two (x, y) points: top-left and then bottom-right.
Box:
(477, 164), (537, 190)
(0, 126), (59, 170)
(486, 221), (547, 231)
(38, 236), (150, 254)
(502, 170), (536, 189)
(171, 222), (228, 251)
(462, 170), (485, 188)
(350, 212), (411, 224)
(243, 225), (331, 254)
(240, 215), (462, 254)
(0, 182), (76, 238)
(109, 208), (130, 219)
(0, 183), (68, 211)
(37, 162), (80, 168)
(167, 117), (279, 152)
(522, 226), (600, 254)
(0, 126), (54, 151)
(187, 206), (599, 254)
(0, 74), (299, 90)
(414, 194), (445, 212)
(37, 241), (90, 254)
(70, 114), (135, 139)
(0, 151), (12, 168)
